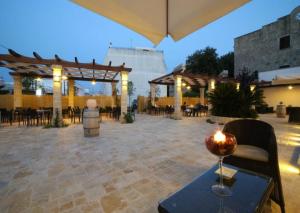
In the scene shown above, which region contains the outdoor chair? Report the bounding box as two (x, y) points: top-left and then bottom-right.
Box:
(112, 106), (121, 120)
(0, 108), (13, 125)
(72, 107), (82, 123)
(222, 119), (285, 213)
(288, 107), (300, 124)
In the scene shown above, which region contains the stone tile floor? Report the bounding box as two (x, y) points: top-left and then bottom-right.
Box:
(0, 114), (299, 213)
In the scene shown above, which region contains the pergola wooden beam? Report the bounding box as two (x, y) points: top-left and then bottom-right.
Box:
(104, 61), (112, 80)
(0, 49), (132, 83)
(9, 72), (118, 83)
(0, 52), (131, 72)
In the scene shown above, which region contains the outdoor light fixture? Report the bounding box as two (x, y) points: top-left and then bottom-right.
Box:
(210, 80), (215, 90)
(187, 85), (191, 90)
(36, 88), (42, 96)
(182, 82), (186, 87)
(236, 83), (240, 91)
(53, 66), (62, 82)
(288, 85), (293, 90)
(62, 75), (68, 80)
(91, 79), (96, 85)
(250, 85), (256, 91)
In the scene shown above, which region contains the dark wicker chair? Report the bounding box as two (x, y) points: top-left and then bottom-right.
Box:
(288, 107), (300, 124)
(222, 119), (285, 213)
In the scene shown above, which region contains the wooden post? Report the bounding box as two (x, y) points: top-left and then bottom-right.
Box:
(13, 75), (23, 109)
(68, 79), (75, 107)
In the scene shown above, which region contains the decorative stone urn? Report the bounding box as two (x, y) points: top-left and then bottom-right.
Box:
(83, 99), (100, 137)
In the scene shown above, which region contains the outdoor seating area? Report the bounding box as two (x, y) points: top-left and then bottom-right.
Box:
(0, 1), (299, 213)
(0, 106), (122, 127)
(0, 114), (299, 212)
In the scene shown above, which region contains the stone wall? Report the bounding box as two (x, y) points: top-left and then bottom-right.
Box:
(234, 6), (300, 75)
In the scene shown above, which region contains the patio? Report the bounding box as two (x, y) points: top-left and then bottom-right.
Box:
(0, 114), (299, 213)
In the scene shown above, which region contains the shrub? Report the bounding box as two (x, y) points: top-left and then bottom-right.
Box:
(123, 112), (134, 123)
(208, 82), (264, 118)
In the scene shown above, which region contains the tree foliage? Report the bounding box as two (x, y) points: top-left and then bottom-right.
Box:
(185, 47), (234, 76)
(22, 76), (34, 92)
(208, 69), (265, 118)
(186, 47), (219, 75)
(127, 81), (136, 107)
(218, 52), (234, 77)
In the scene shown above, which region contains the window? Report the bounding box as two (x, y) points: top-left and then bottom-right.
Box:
(279, 36), (290, 49)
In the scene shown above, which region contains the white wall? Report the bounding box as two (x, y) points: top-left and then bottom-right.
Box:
(102, 47), (167, 100)
(262, 85), (300, 108)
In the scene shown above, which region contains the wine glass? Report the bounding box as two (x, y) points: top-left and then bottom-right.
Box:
(205, 131), (237, 196)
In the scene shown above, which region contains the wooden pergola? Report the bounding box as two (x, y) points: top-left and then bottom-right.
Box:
(0, 49), (131, 82)
(148, 65), (237, 119)
(0, 49), (132, 124)
(149, 65), (236, 86)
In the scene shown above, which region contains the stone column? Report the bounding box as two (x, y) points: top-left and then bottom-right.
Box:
(111, 82), (117, 107)
(173, 75), (182, 120)
(200, 87), (205, 105)
(68, 79), (74, 108)
(52, 65), (63, 126)
(13, 75), (23, 109)
(150, 83), (156, 106)
(207, 79), (215, 113)
(120, 71), (128, 123)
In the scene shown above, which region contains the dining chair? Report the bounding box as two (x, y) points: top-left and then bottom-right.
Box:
(223, 119), (285, 213)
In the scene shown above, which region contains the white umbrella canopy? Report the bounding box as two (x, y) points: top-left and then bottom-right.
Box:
(72, 0), (250, 45)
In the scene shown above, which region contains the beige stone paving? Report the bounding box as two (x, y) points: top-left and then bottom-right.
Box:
(0, 114), (299, 213)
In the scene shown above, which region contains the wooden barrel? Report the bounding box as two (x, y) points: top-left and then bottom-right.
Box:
(276, 104), (286, 118)
(83, 109), (100, 137)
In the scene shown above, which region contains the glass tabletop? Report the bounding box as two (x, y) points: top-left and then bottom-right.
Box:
(158, 164), (274, 213)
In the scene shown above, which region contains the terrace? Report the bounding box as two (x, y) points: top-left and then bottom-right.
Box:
(0, 114), (299, 213)
(1, 1), (299, 213)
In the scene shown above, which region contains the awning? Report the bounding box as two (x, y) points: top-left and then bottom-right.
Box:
(72, 0), (250, 45)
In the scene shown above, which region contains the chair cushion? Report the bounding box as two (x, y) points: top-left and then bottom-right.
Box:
(233, 145), (269, 162)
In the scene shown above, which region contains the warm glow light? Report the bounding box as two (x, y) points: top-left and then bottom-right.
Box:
(53, 76), (60, 82)
(210, 80), (215, 90)
(186, 85), (191, 90)
(250, 85), (255, 91)
(236, 83), (240, 91)
(52, 66), (62, 82)
(280, 162), (300, 174)
(91, 80), (96, 85)
(289, 136), (300, 142)
(288, 85), (293, 90)
(286, 141), (300, 147)
(182, 82), (186, 87)
(36, 77), (42, 82)
(176, 76), (182, 87)
(214, 131), (226, 143)
(36, 88), (42, 96)
(62, 75), (68, 80)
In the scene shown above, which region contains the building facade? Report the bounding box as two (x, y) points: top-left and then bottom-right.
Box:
(234, 6), (300, 75)
(103, 47), (167, 101)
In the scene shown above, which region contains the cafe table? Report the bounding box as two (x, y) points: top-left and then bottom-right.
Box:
(158, 164), (274, 213)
